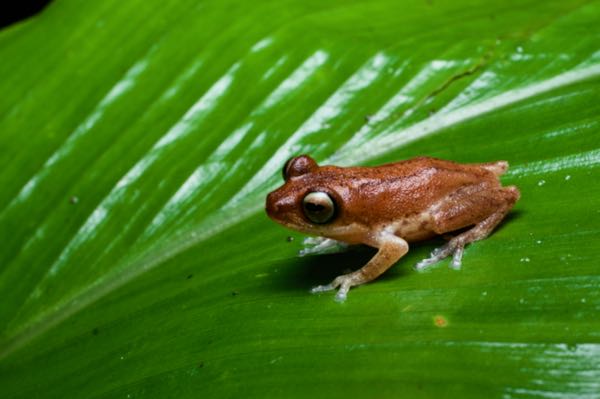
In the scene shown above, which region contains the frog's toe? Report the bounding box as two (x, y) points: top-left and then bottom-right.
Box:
(299, 238), (348, 257)
(414, 248), (447, 270)
(414, 257), (439, 271)
(311, 274), (355, 301)
(310, 283), (336, 293)
(450, 246), (464, 270)
(334, 287), (349, 302)
(303, 237), (325, 245)
(415, 241), (465, 271)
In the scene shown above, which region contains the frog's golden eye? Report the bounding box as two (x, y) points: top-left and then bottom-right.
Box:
(302, 191), (335, 224)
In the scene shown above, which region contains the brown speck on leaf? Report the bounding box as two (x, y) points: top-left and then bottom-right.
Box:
(434, 315), (448, 327)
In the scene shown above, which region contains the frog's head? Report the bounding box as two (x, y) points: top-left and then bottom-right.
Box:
(266, 155), (346, 236)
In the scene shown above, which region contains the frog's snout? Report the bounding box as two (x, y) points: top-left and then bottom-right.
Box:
(265, 191), (280, 218)
(265, 189), (296, 224)
(265, 190), (288, 220)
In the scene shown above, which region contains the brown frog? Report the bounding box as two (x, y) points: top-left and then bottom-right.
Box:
(265, 155), (520, 301)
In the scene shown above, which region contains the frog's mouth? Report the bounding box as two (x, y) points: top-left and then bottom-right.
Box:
(266, 205), (367, 244)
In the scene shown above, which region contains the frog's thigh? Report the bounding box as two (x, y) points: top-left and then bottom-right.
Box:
(432, 185), (518, 234)
(416, 186), (518, 270)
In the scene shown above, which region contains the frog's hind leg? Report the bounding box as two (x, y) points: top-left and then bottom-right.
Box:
(415, 185), (519, 271)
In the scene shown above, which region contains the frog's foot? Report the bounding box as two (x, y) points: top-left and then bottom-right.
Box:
(299, 237), (348, 257)
(414, 238), (465, 271)
(310, 273), (360, 302)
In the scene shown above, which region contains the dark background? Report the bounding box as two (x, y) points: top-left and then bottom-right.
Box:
(1, 0), (52, 28)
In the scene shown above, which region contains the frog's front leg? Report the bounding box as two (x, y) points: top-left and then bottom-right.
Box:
(311, 233), (408, 302)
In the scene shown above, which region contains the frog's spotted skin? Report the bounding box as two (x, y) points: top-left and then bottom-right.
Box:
(266, 155), (519, 301)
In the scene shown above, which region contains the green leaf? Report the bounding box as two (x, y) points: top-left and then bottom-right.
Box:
(1, 0), (600, 397)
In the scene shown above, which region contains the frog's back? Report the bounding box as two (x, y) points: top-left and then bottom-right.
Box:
(377, 156), (506, 177)
(318, 156), (507, 220)
(324, 157), (502, 184)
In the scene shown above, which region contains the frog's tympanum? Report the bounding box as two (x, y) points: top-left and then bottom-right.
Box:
(266, 155), (520, 301)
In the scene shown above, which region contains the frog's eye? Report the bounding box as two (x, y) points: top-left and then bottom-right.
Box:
(282, 155), (318, 180)
(302, 192), (335, 224)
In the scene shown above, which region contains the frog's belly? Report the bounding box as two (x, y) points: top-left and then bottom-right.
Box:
(390, 213), (437, 242)
(319, 215), (437, 245)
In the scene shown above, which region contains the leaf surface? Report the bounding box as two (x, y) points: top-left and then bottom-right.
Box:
(1, 0), (599, 398)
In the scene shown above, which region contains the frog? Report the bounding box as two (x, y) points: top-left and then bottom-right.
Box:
(265, 155), (520, 301)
